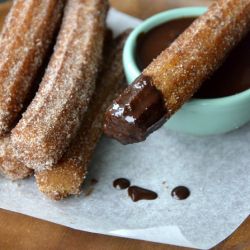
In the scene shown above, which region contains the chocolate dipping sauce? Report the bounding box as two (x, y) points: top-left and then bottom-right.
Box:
(128, 186), (158, 202)
(113, 178), (130, 189)
(136, 18), (196, 71)
(195, 32), (250, 98)
(136, 17), (250, 98)
(171, 186), (190, 200)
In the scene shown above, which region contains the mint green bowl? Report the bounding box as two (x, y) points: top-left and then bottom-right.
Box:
(123, 7), (250, 136)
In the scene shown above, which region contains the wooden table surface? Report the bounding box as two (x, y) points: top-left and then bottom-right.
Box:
(0, 1), (249, 249)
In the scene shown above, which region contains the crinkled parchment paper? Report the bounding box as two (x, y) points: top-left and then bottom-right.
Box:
(0, 9), (249, 250)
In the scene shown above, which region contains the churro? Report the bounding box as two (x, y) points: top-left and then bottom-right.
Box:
(104, 0), (250, 144)
(35, 32), (128, 200)
(11, 0), (108, 171)
(0, 0), (65, 136)
(0, 136), (32, 180)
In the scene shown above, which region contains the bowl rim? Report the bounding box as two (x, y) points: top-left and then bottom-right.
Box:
(123, 6), (250, 107)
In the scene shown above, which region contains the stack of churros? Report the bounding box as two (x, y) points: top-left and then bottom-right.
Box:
(0, 0), (128, 200)
(1, 0), (250, 200)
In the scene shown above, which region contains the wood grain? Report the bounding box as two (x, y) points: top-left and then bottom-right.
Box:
(0, 208), (249, 250)
(0, 1), (249, 249)
(0, 209), (191, 250)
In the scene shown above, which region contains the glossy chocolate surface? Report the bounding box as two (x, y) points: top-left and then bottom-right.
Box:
(104, 75), (167, 144)
(113, 178), (130, 189)
(128, 186), (158, 202)
(171, 186), (190, 200)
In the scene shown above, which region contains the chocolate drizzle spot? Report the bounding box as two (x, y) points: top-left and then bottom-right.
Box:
(171, 186), (190, 200)
(90, 178), (98, 185)
(128, 186), (158, 202)
(113, 178), (130, 189)
(104, 75), (167, 144)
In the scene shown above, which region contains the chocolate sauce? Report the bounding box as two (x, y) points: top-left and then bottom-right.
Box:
(113, 178), (130, 189)
(90, 178), (98, 185)
(128, 186), (158, 202)
(136, 18), (196, 71)
(104, 75), (167, 144)
(171, 186), (190, 200)
(195, 32), (250, 98)
(136, 17), (250, 98)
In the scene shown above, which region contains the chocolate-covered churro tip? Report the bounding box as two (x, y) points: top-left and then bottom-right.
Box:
(104, 75), (167, 144)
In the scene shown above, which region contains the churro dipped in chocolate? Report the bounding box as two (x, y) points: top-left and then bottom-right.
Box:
(0, 136), (33, 180)
(35, 32), (128, 200)
(0, 0), (65, 136)
(104, 0), (250, 144)
(11, 0), (108, 171)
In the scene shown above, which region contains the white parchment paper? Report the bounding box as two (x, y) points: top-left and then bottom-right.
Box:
(0, 9), (249, 250)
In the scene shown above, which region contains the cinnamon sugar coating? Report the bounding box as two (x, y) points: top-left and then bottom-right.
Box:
(11, 0), (108, 171)
(144, 0), (250, 115)
(0, 0), (65, 136)
(0, 136), (33, 180)
(35, 33), (128, 200)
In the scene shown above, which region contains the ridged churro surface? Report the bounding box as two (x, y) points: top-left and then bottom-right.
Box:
(35, 32), (128, 200)
(11, 0), (108, 171)
(0, 0), (65, 136)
